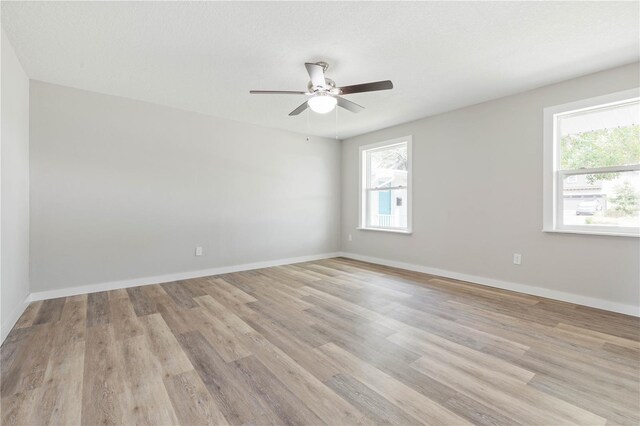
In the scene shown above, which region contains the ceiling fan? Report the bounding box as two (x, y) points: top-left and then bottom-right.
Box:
(250, 62), (393, 116)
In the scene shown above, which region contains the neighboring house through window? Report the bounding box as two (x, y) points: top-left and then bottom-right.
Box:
(543, 89), (640, 237)
(359, 136), (412, 233)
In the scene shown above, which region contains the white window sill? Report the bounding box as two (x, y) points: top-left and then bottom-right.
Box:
(543, 228), (640, 238)
(357, 227), (413, 235)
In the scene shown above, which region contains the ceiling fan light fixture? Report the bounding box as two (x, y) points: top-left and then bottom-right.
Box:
(307, 93), (337, 114)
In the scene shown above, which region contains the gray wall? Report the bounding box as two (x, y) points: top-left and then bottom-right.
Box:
(1, 29), (30, 338)
(30, 81), (341, 292)
(341, 63), (640, 309)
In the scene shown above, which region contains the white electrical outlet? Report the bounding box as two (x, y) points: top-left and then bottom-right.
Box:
(195, 246), (203, 256)
(348, 234), (352, 241)
(513, 253), (522, 265)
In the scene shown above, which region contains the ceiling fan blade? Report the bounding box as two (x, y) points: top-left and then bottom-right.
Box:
(339, 80), (393, 95)
(336, 96), (364, 113)
(288, 101), (309, 116)
(250, 90), (308, 95)
(305, 63), (326, 88)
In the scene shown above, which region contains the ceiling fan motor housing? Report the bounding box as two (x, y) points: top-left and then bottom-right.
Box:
(307, 62), (341, 93)
(308, 78), (339, 94)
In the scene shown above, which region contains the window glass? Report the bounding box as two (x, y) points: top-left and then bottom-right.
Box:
(368, 144), (408, 189)
(366, 188), (408, 229)
(559, 101), (640, 170)
(562, 171), (640, 229)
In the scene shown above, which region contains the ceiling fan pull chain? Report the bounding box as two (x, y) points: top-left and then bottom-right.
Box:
(335, 106), (339, 139)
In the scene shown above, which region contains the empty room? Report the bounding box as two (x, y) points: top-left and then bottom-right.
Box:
(1, 1), (639, 425)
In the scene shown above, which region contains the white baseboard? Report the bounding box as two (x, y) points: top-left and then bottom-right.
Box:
(338, 252), (640, 317)
(29, 252), (341, 302)
(8, 249), (636, 346)
(1, 293), (33, 345)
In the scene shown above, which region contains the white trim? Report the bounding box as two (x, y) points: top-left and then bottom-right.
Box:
(543, 88), (640, 237)
(358, 135), (413, 233)
(29, 252), (340, 302)
(338, 252), (640, 317)
(1, 293), (33, 345)
(357, 227), (412, 235)
(542, 228), (639, 238)
(559, 164), (640, 176)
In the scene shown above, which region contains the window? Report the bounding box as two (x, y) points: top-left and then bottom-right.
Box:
(544, 89), (640, 237)
(359, 136), (412, 233)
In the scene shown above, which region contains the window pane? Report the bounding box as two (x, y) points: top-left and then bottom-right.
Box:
(368, 144), (407, 189)
(558, 100), (640, 170)
(562, 170), (640, 229)
(367, 188), (408, 228)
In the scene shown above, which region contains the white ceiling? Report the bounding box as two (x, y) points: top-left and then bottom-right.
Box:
(2, 1), (639, 139)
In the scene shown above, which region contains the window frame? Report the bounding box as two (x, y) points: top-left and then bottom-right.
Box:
(358, 136), (413, 234)
(543, 88), (640, 237)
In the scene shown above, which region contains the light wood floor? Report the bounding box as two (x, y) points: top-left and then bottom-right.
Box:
(1, 258), (639, 425)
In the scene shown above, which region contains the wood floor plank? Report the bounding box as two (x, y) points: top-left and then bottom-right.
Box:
(325, 373), (422, 425)
(163, 369), (230, 425)
(161, 281), (200, 309)
(139, 283), (169, 299)
(444, 299), (612, 352)
(252, 285), (315, 311)
(528, 373), (640, 426)
(126, 286), (158, 317)
(239, 331), (368, 424)
(1, 323), (53, 396)
(304, 305), (396, 341)
(176, 278), (209, 299)
(387, 330), (535, 384)
(176, 330), (265, 425)
(1, 327), (41, 390)
(240, 315), (340, 383)
(556, 322), (640, 350)
(601, 341), (640, 368)
(255, 268), (311, 289)
(109, 293), (143, 340)
(117, 334), (180, 425)
(384, 303), (530, 358)
(33, 298), (66, 325)
(156, 299), (195, 336)
(317, 342), (470, 425)
(443, 393), (525, 426)
(232, 355), (324, 425)
(36, 340), (85, 425)
(194, 294), (255, 335)
(411, 352), (606, 425)
(86, 291), (110, 327)
(80, 324), (125, 426)
(1, 390), (34, 425)
(202, 277), (258, 304)
(138, 313), (194, 376)
(37, 299), (87, 425)
(13, 301), (43, 329)
(190, 307), (253, 362)
(1, 257), (637, 425)
(215, 271), (260, 294)
(513, 348), (639, 409)
(562, 306), (639, 341)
